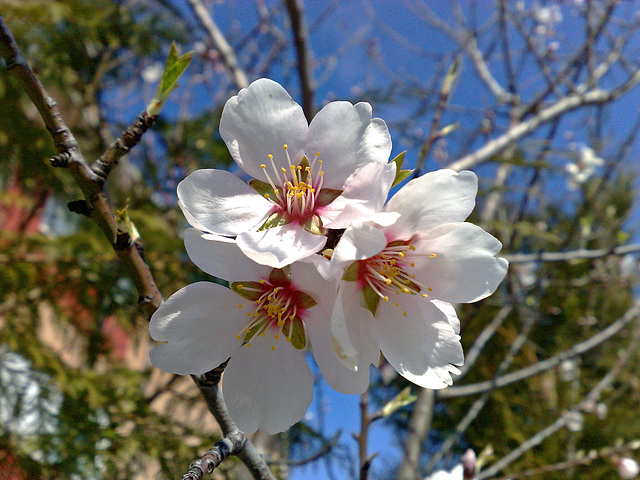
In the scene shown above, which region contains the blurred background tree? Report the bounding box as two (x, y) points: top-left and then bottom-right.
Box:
(1, 1), (640, 479)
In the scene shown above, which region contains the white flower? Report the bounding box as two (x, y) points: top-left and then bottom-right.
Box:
(177, 78), (394, 268)
(425, 464), (463, 480)
(566, 145), (604, 189)
(149, 230), (370, 434)
(323, 170), (508, 389)
(617, 457), (640, 479)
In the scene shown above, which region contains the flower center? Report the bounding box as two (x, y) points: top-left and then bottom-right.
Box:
(252, 145), (342, 233)
(343, 239), (435, 316)
(231, 268), (316, 351)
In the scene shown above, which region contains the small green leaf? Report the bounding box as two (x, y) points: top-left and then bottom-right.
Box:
(231, 281), (264, 301)
(441, 57), (460, 97)
(392, 169), (414, 188)
(288, 317), (307, 350)
(381, 386), (417, 417)
(360, 285), (380, 316)
(146, 42), (194, 116)
(258, 212), (290, 231)
(116, 205), (140, 242)
(301, 215), (323, 235)
(342, 262), (360, 282)
(389, 151), (414, 187)
(316, 188), (343, 206)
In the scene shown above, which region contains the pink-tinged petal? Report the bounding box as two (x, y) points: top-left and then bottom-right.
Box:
(237, 223), (327, 268)
(330, 282), (381, 369)
(411, 223), (508, 304)
(307, 102), (391, 189)
(177, 169), (271, 235)
(374, 297), (463, 389)
(322, 161), (397, 228)
(385, 170), (478, 237)
(222, 337), (313, 434)
(149, 282), (244, 375)
(220, 79), (308, 180)
(184, 229), (271, 282)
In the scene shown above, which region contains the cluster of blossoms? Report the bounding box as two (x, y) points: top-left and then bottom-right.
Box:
(149, 79), (508, 434)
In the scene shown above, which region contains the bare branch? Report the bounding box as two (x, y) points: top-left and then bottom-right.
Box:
(439, 300), (640, 399)
(504, 243), (640, 264)
(284, 0), (315, 120)
(186, 0), (249, 90)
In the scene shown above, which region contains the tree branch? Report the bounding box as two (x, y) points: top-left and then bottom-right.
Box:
(186, 0), (249, 90)
(0, 14), (162, 316)
(284, 0), (315, 121)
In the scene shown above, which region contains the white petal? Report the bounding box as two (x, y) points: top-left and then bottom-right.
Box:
(149, 282), (244, 375)
(374, 296), (463, 389)
(222, 337), (313, 434)
(412, 223), (508, 304)
(184, 229), (271, 282)
(236, 223), (327, 268)
(305, 309), (372, 395)
(431, 299), (460, 335)
(330, 282), (380, 368)
(386, 169), (478, 237)
(177, 169), (271, 235)
(321, 161), (397, 229)
(220, 79), (308, 180)
(307, 102), (391, 189)
(331, 222), (387, 265)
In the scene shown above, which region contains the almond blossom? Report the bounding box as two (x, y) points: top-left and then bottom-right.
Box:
(322, 169), (508, 389)
(149, 230), (371, 434)
(177, 78), (394, 268)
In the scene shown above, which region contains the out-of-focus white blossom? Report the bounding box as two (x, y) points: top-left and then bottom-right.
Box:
(141, 62), (163, 84)
(616, 457), (640, 479)
(566, 145), (604, 189)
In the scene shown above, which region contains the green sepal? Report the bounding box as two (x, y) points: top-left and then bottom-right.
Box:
(342, 262), (360, 282)
(258, 212), (290, 231)
(301, 215), (323, 235)
(146, 42), (193, 116)
(381, 386), (417, 417)
(249, 179), (276, 199)
(292, 290), (317, 309)
(243, 321), (264, 345)
(316, 188), (343, 206)
(390, 151), (414, 188)
(283, 317), (307, 350)
(269, 268), (289, 285)
(360, 285), (380, 316)
(298, 156), (310, 183)
(230, 281), (263, 301)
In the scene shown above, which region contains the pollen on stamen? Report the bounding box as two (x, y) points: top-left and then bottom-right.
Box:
(430, 253), (436, 258)
(271, 346), (276, 351)
(236, 334), (242, 339)
(264, 193), (270, 199)
(238, 304), (243, 309)
(246, 312), (251, 317)
(283, 144), (288, 150)
(383, 296), (389, 302)
(409, 245), (416, 251)
(260, 164), (266, 169)
(428, 287), (433, 291)
(410, 262), (415, 267)
(402, 311), (407, 317)
(394, 302), (399, 307)
(422, 293), (429, 297)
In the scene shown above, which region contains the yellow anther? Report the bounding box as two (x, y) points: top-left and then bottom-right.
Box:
(260, 164), (266, 168)
(246, 343), (251, 347)
(422, 293), (429, 298)
(264, 193), (270, 199)
(236, 334), (242, 339)
(402, 311), (407, 316)
(286, 337), (291, 342)
(268, 154), (273, 159)
(261, 332), (266, 337)
(289, 315), (295, 320)
(428, 287), (433, 291)
(411, 274), (416, 279)
(399, 252), (405, 257)
(410, 262), (415, 267)
(274, 189), (280, 194)
(246, 328), (251, 333)
(275, 334), (280, 340)
(238, 304), (243, 309)
(409, 245), (416, 251)
(402, 288), (410, 293)
(319, 171), (325, 175)
(246, 312), (251, 317)
(385, 278), (392, 285)
(383, 296), (389, 302)
(237, 284), (244, 289)
(271, 345), (276, 351)
(259, 279), (265, 283)
(430, 253), (436, 258)
(394, 302), (399, 307)
(283, 144), (288, 150)
(282, 167), (287, 174)
(305, 167), (310, 171)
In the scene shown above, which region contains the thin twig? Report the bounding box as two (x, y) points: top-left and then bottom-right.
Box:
(284, 0), (315, 121)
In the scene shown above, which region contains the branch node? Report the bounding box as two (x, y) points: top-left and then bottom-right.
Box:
(67, 200), (91, 216)
(50, 151), (72, 167)
(115, 230), (131, 251)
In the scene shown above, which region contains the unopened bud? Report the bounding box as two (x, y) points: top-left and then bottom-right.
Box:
(462, 449), (477, 479)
